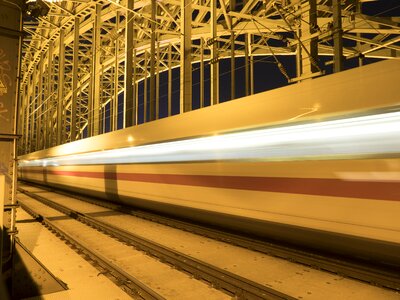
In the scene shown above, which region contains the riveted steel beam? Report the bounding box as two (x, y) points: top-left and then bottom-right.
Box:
(71, 17), (80, 141)
(57, 29), (65, 145)
(124, 0), (135, 128)
(180, 0), (192, 113)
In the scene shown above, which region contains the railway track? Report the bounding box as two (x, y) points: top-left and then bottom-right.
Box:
(17, 183), (400, 299)
(77, 193), (400, 291)
(17, 184), (294, 300)
(20, 182), (400, 291)
(20, 201), (165, 299)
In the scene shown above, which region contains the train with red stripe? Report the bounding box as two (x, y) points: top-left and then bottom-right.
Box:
(19, 60), (400, 269)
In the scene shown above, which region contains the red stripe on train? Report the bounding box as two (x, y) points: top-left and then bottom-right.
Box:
(23, 169), (400, 201)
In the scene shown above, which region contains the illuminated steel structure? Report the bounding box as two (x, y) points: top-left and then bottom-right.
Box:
(19, 0), (400, 153)
(19, 60), (400, 269)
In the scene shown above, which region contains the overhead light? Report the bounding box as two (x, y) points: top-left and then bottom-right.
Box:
(25, 0), (50, 18)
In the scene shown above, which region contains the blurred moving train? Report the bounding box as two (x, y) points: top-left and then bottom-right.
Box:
(19, 60), (400, 268)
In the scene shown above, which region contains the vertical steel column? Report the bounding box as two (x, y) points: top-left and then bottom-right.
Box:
(249, 34), (254, 95)
(102, 70), (106, 134)
(102, 106), (105, 133)
(25, 85), (30, 152)
(71, 17), (79, 141)
(25, 78), (31, 152)
(332, 0), (343, 72)
(149, 0), (157, 120)
(180, 0), (192, 112)
(308, 0), (318, 74)
(112, 53), (118, 131)
(295, 23), (302, 78)
(57, 29), (65, 145)
(133, 49), (138, 123)
(167, 44), (172, 116)
(19, 87), (26, 152)
(78, 82), (82, 139)
(20, 86), (24, 152)
(11, 9), (23, 249)
(47, 43), (53, 148)
(42, 61), (47, 149)
(300, 0), (318, 76)
(356, 0), (363, 66)
(210, 0), (218, 105)
(29, 73), (35, 152)
(100, 64), (105, 133)
(112, 11), (120, 131)
(244, 33), (249, 96)
(300, 1), (307, 76)
(124, 0), (134, 127)
(25, 84), (30, 152)
(144, 51), (148, 122)
(230, 0), (235, 100)
(135, 80), (139, 122)
(200, 38), (204, 108)
(156, 40), (160, 119)
(26, 74), (31, 151)
(0, 1), (23, 277)
(88, 50), (93, 136)
(91, 3), (102, 135)
(24, 86), (28, 152)
(36, 56), (43, 150)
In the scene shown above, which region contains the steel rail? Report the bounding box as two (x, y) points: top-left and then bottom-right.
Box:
(36, 183), (400, 291)
(18, 186), (295, 300)
(128, 209), (400, 291)
(19, 182), (400, 291)
(18, 200), (167, 300)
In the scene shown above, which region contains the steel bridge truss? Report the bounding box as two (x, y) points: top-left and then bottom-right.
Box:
(19, 0), (400, 154)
